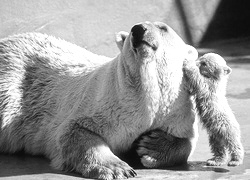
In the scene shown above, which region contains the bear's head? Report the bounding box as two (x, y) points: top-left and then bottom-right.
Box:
(115, 22), (198, 112)
(197, 53), (232, 80)
(116, 21), (197, 75)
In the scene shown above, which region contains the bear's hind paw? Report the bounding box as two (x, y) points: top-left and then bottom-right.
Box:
(140, 155), (158, 168)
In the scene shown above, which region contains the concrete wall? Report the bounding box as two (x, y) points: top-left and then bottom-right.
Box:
(0, 0), (220, 57)
(200, 0), (250, 45)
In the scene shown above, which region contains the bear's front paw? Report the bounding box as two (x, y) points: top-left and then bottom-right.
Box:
(82, 159), (136, 180)
(206, 157), (227, 166)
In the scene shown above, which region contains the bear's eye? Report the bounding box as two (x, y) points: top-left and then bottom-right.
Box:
(200, 61), (207, 67)
(159, 25), (168, 32)
(155, 23), (168, 32)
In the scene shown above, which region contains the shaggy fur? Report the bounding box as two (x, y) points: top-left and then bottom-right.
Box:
(183, 53), (244, 166)
(0, 21), (199, 179)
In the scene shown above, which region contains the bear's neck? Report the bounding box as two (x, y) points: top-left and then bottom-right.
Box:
(117, 56), (183, 121)
(140, 60), (183, 116)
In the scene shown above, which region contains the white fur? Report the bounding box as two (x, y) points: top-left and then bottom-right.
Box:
(0, 22), (199, 176)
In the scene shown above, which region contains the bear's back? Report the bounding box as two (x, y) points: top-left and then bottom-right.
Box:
(0, 33), (112, 134)
(0, 33), (111, 72)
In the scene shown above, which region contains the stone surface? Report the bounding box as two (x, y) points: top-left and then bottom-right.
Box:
(0, 0), (220, 57)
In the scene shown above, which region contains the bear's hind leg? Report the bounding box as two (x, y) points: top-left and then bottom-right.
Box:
(52, 124), (136, 180)
(136, 129), (192, 168)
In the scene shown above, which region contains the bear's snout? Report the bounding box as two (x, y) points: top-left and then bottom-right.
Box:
(131, 24), (146, 47)
(131, 23), (158, 51)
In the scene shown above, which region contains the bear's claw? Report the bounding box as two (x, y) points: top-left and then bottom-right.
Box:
(82, 160), (136, 180)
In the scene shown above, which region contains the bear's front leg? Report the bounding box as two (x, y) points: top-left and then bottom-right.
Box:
(52, 122), (136, 180)
(136, 129), (192, 168)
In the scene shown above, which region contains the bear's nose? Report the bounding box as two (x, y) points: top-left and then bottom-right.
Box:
(131, 24), (146, 41)
(131, 24), (147, 48)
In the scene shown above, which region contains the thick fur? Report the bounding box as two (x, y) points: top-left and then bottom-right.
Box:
(0, 21), (199, 179)
(183, 53), (244, 166)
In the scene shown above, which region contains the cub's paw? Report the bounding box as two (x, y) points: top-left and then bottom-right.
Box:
(206, 157), (227, 166)
(183, 56), (196, 69)
(228, 160), (242, 166)
(82, 159), (136, 180)
(228, 157), (243, 166)
(228, 151), (244, 166)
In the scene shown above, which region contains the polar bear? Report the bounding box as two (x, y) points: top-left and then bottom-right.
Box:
(0, 21), (198, 179)
(183, 53), (244, 166)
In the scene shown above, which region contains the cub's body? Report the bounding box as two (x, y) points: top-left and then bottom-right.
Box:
(183, 53), (244, 166)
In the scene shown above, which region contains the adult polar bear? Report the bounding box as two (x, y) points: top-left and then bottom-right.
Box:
(0, 22), (198, 179)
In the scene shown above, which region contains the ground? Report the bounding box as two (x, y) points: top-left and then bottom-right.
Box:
(0, 38), (250, 180)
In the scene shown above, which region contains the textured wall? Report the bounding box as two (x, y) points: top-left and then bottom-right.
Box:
(200, 0), (250, 44)
(0, 0), (220, 57)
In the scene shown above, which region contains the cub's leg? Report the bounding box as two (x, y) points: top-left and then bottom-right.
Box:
(207, 124), (244, 166)
(206, 135), (228, 166)
(226, 121), (244, 166)
(136, 129), (192, 168)
(226, 132), (244, 166)
(227, 139), (244, 166)
(52, 122), (136, 180)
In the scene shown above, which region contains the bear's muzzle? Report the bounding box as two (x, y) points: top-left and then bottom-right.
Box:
(131, 23), (158, 51)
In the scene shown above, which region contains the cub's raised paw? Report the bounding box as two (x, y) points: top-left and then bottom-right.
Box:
(206, 157), (227, 166)
(82, 159), (136, 180)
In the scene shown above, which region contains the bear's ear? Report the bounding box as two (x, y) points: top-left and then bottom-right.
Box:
(116, 31), (129, 51)
(186, 45), (198, 61)
(224, 65), (232, 75)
